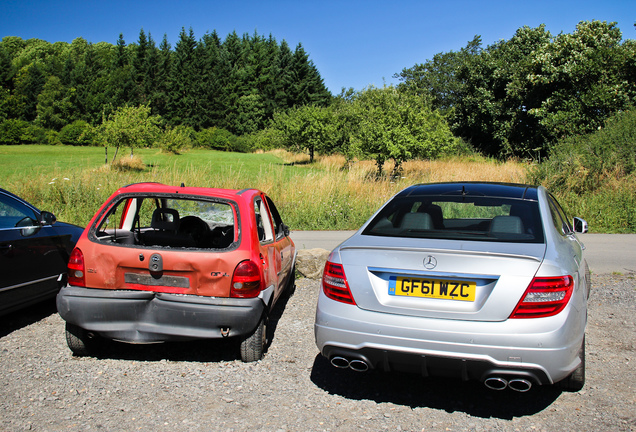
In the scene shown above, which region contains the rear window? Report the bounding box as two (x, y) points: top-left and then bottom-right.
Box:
(90, 195), (237, 250)
(363, 195), (544, 243)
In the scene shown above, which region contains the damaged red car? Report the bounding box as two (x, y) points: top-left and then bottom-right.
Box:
(57, 183), (296, 361)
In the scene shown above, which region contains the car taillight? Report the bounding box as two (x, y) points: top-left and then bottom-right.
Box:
(230, 260), (262, 298)
(510, 275), (574, 319)
(67, 247), (85, 287)
(322, 261), (356, 305)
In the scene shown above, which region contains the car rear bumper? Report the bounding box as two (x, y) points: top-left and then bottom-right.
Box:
(314, 292), (584, 385)
(57, 285), (268, 343)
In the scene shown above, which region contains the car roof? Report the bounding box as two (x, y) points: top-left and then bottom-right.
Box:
(114, 183), (262, 200)
(396, 182), (539, 201)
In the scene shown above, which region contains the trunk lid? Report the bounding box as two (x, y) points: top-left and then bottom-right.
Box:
(81, 241), (243, 298)
(338, 235), (546, 321)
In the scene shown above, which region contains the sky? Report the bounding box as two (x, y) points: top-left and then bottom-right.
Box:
(1, 0), (635, 94)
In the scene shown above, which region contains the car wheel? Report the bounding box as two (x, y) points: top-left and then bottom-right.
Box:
(65, 323), (99, 357)
(240, 315), (267, 362)
(559, 337), (585, 391)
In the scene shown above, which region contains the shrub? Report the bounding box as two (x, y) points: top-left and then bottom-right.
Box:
(0, 119), (30, 144)
(530, 108), (636, 194)
(194, 127), (253, 152)
(247, 127), (285, 151)
(58, 120), (95, 146)
(157, 125), (193, 154)
(21, 124), (48, 144)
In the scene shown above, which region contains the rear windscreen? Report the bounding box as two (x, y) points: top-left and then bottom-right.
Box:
(362, 196), (544, 243)
(92, 195), (237, 249)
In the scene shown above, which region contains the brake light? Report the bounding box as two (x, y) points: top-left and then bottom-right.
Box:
(510, 275), (574, 318)
(322, 261), (356, 305)
(67, 248), (85, 287)
(230, 260), (262, 298)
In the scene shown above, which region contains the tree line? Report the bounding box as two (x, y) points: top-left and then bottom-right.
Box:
(395, 20), (636, 159)
(0, 27), (331, 138)
(0, 20), (634, 171)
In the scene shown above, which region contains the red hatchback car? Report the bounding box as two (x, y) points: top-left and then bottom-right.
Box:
(57, 183), (296, 361)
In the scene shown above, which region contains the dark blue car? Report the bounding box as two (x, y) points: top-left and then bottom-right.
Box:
(0, 188), (83, 316)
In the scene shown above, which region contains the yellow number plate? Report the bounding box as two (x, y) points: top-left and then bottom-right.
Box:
(389, 277), (476, 302)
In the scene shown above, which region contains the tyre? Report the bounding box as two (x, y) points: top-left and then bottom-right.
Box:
(65, 323), (99, 357)
(240, 315), (267, 362)
(558, 337), (585, 391)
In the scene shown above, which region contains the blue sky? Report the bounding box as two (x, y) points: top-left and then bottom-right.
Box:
(1, 0), (634, 94)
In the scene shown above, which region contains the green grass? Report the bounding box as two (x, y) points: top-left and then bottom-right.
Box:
(0, 145), (327, 229)
(3, 145), (635, 233)
(0, 145), (292, 180)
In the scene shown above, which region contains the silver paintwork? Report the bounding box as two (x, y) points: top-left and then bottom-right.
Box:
(314, 184), (588, 387)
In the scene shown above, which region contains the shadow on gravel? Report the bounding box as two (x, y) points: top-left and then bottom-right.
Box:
(0, 298), (57, 339)
(75, 281), (297, 364)
(310, 355), (562, 419)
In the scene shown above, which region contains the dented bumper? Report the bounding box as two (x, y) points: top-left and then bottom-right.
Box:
(57, 285), (268, 343)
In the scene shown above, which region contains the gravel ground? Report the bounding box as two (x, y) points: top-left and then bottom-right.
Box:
(0, 273), (634, 432)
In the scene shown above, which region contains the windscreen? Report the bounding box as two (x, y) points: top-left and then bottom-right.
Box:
(93, 195), (237, 249)
(362, 195), (544, 243)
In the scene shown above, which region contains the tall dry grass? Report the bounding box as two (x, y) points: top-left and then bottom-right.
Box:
(261, 152), (528, 230)
(7, 150), (530, 230)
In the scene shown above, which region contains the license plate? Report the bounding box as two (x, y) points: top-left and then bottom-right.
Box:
(389, 276), (476, 301)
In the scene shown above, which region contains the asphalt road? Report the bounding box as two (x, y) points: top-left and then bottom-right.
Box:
(291, 231), (636, 275)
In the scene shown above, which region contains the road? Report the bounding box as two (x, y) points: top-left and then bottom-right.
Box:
(291, 231), (636, 275)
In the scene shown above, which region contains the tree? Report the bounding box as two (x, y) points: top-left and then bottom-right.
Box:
(35, 75), (74, 130)
(151, 34), (172, 117)
(12, 61), (45, 121)
(350, 86), (459, 176)
(99, 105), (161, 161)
(272, 104), (335, 162)
(395, 35), (481, 112)
(167, 27), (200, 128)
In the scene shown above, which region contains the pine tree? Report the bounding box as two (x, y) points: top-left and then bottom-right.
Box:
(168, 27), (199, 128)
(151, 34), (172, 118)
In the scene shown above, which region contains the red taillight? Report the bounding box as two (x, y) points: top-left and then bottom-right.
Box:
(322, 261), (356, 305)
(510, 275), (574, 319)
(230, 260), (262, 298)
(67, 247), (85, 287)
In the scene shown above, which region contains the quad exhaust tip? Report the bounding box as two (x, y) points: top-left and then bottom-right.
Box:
(484, 376), (532, 392)
(330, 356), (369, 372)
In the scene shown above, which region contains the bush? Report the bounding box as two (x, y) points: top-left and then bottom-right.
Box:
(0, 119), (30, 144)
(194, 127), (252, 152)
(21, 124), (48, 144)
(58, 120), (95, 146)
(247, 127), (285, 151)
(530, 108), (636, 194)
(157, 125), (193, 154)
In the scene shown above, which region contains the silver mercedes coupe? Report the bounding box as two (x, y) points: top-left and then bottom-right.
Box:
(314, 182), (589, 392)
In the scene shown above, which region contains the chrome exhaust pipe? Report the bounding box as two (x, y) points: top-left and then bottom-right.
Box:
(508, 378), (532, 392)
(484, 377), (508, 391)
(348, 359), (369, 372)
(330, 356), (350, 369)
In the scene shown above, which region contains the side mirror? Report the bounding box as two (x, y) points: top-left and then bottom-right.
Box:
(282, 223), (290, 237)
(39, 211), (57, 226)
(573, 217), (588, 234)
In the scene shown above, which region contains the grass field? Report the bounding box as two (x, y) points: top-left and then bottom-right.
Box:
(1, 145), (633, 232)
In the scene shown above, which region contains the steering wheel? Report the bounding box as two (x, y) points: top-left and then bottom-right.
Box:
(179, 216), (210, 245)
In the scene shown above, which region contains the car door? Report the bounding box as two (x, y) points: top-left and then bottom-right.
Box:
(264, 195), (294, 296)
(0, 194), (67, 314)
